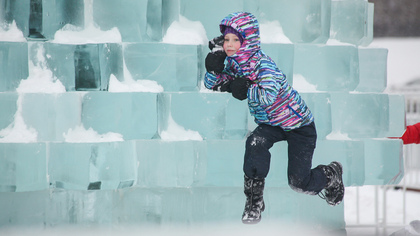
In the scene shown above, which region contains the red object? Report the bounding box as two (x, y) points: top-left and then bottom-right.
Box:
(401, 123), (420, 144)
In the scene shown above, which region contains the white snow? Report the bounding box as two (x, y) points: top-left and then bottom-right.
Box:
(0, 21), (26, 42)
(160, 114), (203, 141)
(162, 15), (208, 45)
(52, 24), (122, 44)
(63, 125), (124, 143)
(260, 20), (292, 44)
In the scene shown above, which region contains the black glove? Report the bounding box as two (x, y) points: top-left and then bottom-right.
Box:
(213, 80), (232, 92)
(205, 50), (226, 75)
(208, 35), (224, 52)
(231, 77), (252, 100)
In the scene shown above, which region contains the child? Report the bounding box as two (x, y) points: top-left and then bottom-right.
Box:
(390, 123), (420, 144)
(204, 12), (344, 224)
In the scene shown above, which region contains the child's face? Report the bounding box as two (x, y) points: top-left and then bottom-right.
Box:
(223, 33), (241, 56)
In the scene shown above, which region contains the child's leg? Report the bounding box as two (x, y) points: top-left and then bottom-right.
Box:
(243, 124), (286, 179)
(286, 122), (327, 194)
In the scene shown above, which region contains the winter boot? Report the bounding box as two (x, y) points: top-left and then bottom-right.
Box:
(242, 175), (265, 224)
(318, 161), (345, 206)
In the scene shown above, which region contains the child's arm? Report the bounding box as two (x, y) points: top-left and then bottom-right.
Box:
(247, 61), (284, 106)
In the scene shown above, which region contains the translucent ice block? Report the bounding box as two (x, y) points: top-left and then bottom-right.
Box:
(313, 140), (365, 186)
(82, 92), (158, 140)
(123, 43), (201, 91)
(49, 141), (137, 190)
(355, 47), (387, 92)
(0, 143), (47, 192)
(158, 92), (248, 140)
(0, 93), (18, 130)
(300, 92), (332, 140)
(93, 0), (149, 42)
(261, 43), (294, 84)
(43, 42), (122, 91)
(2, 0), (30, 37)
(386, 94), (406, 138)
(364, 139), (403, 185)
(42, 0), (84, 39)
(21, 93), (82, 142)
(177, 0), (244, 40)
(294, 44), (359, 92)
(330, 0), (373, 45)
(247, 0), (331, 43)
(330, 93), (390, 139)
(136, 140), (206, 187)
(0, 42), (29, 92)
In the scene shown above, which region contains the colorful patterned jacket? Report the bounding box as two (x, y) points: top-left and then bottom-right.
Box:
(204, 12), (314, 131)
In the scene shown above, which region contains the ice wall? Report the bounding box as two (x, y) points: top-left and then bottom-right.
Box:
(0, 0), (405, 232)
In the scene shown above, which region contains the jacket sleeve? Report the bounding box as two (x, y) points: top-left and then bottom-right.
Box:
(204, 71), (232, 90)
(401, 123), (420, 144)
(248, 60), (283, 106)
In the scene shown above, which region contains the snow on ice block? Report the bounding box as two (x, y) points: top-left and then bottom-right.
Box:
(21, 93), (81, 142)
(82, 92), (158, 140)
(49, 141), (137, 190)
(123, 43), (202, 91)
(330, 0), (373, 46)
(0, 93), (18, 130)
(41, 0), (84, 40)
(136, 140), (206, 188)
(363, 138), (404, 185)
(158, 92), (249, 140)
(93, 0), (149, 42)
(330, 93), (390, 139)
(43, 42), (122, 91)
(249, 0), (331, 43)
(355, 47), (388, 92)
(294, 44), (359, 92)
(0, 42), (29, 92)
(0, 143), (48, 192)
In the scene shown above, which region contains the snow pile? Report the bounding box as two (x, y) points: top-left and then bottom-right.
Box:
(63, 125), (123, 143)
(162, 15), (208, 45)
(260, 20), (292, 44)
(52, 24), (122, 44)
(108, 58), (163, 93)
(160, 114), (203, 141)
(17, 44), (66, 94)
(0, 21), (26, 42)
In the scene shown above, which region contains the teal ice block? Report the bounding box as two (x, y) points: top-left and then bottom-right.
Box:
(49, 141), (137, 190)
(0, 93), (18, 131)
(21, 93), (82, 142)
(158, 92), (248, 140)
(123, 43), (201, 91)
(82, 92), (158, 140)
(0, 143), (47, 192)
(356, 47), (387, 92)
(294, 44), (359, 92)
(0, 42), (29, 92)
(330, 0), (373, 45)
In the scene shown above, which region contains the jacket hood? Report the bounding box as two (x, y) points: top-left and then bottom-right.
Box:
(220, 12), (261, 75)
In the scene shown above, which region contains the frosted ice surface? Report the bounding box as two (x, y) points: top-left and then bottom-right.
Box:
(123, 43), (201, 91)
(294, 44), (359, 92)
(0, 143), (47, 192)
(0, 42), (29, 92)
(356, 47), (387, 92)
(49, 141), (137, 190)
(82, 92), (158, 140)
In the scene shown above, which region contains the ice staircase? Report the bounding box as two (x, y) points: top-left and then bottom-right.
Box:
(0, 0), (405, 232)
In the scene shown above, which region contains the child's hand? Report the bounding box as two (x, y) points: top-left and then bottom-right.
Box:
(209, 35), (224, 52)
(205, 50), (227, 75)
(231, 77), (252, 100)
